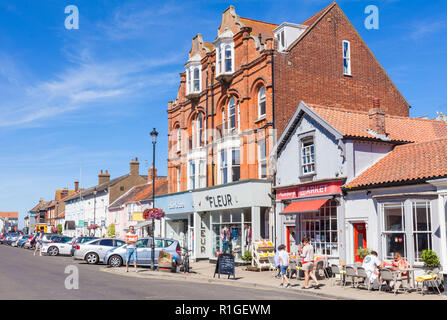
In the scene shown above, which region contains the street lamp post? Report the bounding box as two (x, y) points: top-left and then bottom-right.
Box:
(150, 128), (158, 271)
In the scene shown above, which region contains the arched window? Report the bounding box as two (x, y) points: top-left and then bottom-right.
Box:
(258, 86), (266, 117)
(221, 108), (226, 137)
(176, 127), (181, 152)
(225, 45), (232, 73)
(228, 97), (236, 132)
(193, 68), (200, 92)
(197, 113), (204, 147)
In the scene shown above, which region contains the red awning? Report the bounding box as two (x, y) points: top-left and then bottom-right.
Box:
(280, 199), (329, 215)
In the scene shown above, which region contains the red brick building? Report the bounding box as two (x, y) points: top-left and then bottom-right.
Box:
(167, 2), (410, 193)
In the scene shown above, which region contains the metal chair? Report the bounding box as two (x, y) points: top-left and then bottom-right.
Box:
(267, 256), (279, 278)
(355, 267), (371, 290)
(379, 268), (395, 293)
(330, 264), (345, 286)
(416, 269), (442, 295)
(288, 260), (298, 280)
(344, 266), (357, 288)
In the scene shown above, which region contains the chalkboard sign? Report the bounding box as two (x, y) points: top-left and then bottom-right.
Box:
(214, 253), (235, 279)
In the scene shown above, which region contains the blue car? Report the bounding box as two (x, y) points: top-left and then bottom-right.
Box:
(104, 237), (182, 268)
(16, 235), (32, 248)
(4, 233), (20, 245)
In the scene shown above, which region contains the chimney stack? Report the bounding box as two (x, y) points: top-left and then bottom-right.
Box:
(369, 98), (386, 135)
(74, 180), (79, 192)
(148, 165), (157, 183)
(98, 169), (111, 185)
(130, 157), (140, 176)
(60, 188), (69, 199)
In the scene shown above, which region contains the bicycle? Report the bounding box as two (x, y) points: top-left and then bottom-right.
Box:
(180, 247), (192, 273)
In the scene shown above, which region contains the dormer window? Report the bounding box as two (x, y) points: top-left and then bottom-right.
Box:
(274, 22), (307, 52)
(185, 55), (202, 98)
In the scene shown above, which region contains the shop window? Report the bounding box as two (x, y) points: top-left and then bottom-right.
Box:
(382, 203), (406, 259)
(258, 86), (266, 118)
(301, 137), (315, 175)
(298, 200), (338, 256)
(413, 202), (433, 262)
(343, 40), (351, 76)
(258, 139), (267, 179)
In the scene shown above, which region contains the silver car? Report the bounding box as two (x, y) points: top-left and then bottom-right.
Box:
(73, 238), (126, 264)
(42, 236), (74, 256)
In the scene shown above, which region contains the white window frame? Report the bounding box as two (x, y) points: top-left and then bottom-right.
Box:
(343, 40), (351, 76)
(228, 98), (236, 132)
(412, 201), (433, 262)
(215, 42), (235, 77)
(188, 160), (196, 190)
(176, 127), (181, 152)
(258, 139), (267, 179)
(301, 137), (315, 175)
(381, 202), (407, 260)
(258, 86), (266, 118)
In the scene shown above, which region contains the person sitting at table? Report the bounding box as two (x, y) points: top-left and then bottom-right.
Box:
(391, 253), (410, 292)
(362, 250), (383, 289)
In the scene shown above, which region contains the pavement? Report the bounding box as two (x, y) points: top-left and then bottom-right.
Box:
(102, 260), (447, 300)
(0, 245), (324, 300)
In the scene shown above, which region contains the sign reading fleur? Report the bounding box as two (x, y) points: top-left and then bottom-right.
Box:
(143, 208), (165, 220)
(87, 224), (99, 230)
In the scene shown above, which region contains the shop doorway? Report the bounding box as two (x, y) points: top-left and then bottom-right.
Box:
(353, 223), (367, 263)
(286, 226), (298, 253)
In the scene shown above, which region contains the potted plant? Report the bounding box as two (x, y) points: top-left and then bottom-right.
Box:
(421, 249), (440, 271)
(241, 250), (253, 263)
(357, 247), (371, 261)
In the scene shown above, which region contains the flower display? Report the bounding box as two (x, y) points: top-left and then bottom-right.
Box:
(50, 226), (59, 233)
(87, 224), (99, 230)
(143, 208), (165, 220)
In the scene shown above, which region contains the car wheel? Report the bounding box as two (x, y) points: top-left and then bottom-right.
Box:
(109, 255), (123, 268)
(48, 246), (59, 256)
(85, 252), (99, 265)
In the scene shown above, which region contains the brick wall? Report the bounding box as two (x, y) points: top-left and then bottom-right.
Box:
(273, 4), (410, 136)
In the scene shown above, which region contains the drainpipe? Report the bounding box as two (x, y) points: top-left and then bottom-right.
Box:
(211, 65), (215, 186)
(271, 45), (277, 250)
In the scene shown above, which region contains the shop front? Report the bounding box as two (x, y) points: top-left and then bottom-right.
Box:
(276, 180), (344, 264)
(192, 180), (272, 263)
(155, 191), (195, 258)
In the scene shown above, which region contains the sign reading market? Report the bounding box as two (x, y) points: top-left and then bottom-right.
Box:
(276, 181), (343, 200)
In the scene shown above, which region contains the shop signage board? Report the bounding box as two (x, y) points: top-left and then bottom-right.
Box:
(132, 212), (144, 221)
(213, 253), (235, 279)
(277, 181), (343, 200)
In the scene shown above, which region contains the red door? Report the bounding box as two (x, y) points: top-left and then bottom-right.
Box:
(286, 226), (296, 253)
(353, 223), (367, 263)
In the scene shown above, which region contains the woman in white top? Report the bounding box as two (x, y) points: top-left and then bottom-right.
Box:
(300, 237), (320, 289)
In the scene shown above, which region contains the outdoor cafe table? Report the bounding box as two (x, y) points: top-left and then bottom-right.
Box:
(380, 267), (416, 291)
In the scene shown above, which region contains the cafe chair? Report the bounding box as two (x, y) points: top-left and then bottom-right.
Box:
(330, 264), (345, 286)
(315, 260), (328, 279)
(415, 269), (442, 295)
(288, 260), (298, 280)
(267, 256), (278, 278)
(344, 266), (357, 288)
(355, 267), (371, 291)
(379, 268), (395, 294)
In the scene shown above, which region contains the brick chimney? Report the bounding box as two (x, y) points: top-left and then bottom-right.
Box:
(129, 157), (140, 176)
(60, 188), (69, 199)
(74, 180), (79, 192)
(148, 165), (157, 183)
(98, 170), (111, 185)
(369, 98), (386, 135)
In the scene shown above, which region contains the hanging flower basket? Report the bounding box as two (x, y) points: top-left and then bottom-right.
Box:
(143, 208), (165, 220)
(87, 224), (99, 230)
(50, 226), (59, 233)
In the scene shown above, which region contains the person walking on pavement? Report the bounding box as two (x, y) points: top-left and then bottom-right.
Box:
(301, 237), (320, 289)
(278, 244), (291, 288)
(34, 233), (43, 256)
(125, 226), (138, 272)
(274, 246), (281, 278)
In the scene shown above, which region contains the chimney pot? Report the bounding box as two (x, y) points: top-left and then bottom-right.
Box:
(74, 181), (79, 192)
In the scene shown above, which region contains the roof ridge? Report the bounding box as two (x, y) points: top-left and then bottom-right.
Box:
(239, 16), (278, 27)
(301, 1), (337, 25)
(394, 137), (447, 149)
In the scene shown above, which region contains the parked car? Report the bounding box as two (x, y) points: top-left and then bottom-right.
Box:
(104, 237), (181, 268)
(73, 238), (126, 264)
(41, 236), (74, 256)
(16, 235), (32, 248)
(4, 233), (20, 245)
(70, 236), (99, 256)
(0, 233), (5, 244)
(11, 235), (28, 247)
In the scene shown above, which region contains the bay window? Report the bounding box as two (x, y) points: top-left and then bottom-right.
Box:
(225, 45), (232, 73)
(382, 203), (406, 259)
(193, 68), (200, 92)
(214, 30), (234, 78)
(413, 202), (432, 262)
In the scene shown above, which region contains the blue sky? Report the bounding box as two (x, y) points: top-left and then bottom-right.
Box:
(0, 0), (445, 227)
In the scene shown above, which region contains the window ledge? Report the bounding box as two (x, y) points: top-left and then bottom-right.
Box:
(343, 73), (352, 77)
(299, 173), (317, 179)
(255, 115), (266, 123)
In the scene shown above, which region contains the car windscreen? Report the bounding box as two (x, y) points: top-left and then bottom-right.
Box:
(80, 237), (98, 243)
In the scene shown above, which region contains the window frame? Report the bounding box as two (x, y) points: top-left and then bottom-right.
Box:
(299, 132), (316, 177)
(343, 40), (351, 76)
(258, 86), (266, 118)
(412, 201), (433, 262)
(258, 139), (267, 179)
(228, 98), (236, 132)
(381, 202), (407, 260)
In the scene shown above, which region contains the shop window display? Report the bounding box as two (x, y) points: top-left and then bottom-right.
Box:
(211, 209), (251, 261)
(298, 200), (338, 257)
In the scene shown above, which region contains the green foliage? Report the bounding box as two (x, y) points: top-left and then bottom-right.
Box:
(421, 249), (440, 269)
(56, 224), (63, 235)
(357, 247), (371, 260)
(241, 250), (253, 262)
(107, 223), (116, 238)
